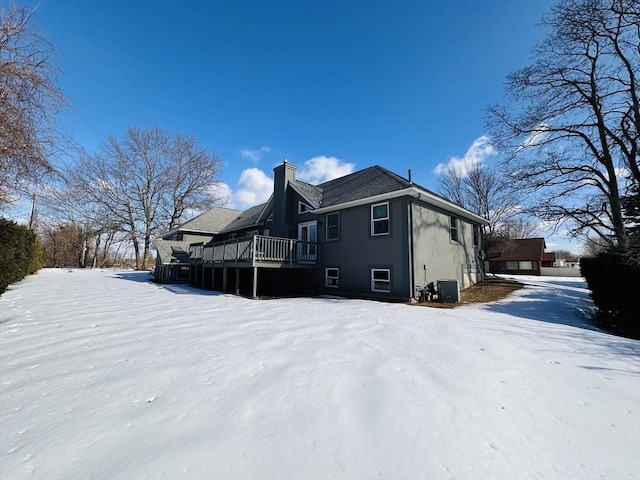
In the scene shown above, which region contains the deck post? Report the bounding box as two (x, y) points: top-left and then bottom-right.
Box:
(235, 267), (240, 295)
(211, 266), (216, 291)
(252, 235), (257, 267)
(289, 239), (294, 268)
(252, 267), (258, 299)
(223, 267), (228, 293)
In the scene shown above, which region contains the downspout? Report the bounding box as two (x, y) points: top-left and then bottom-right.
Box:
(407, 200), (415, 302)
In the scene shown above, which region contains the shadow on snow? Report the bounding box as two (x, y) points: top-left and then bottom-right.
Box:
(112, 271), (225, 296)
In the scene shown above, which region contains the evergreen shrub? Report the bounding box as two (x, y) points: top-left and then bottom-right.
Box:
(581, 252), (639, 334)
(0, 218), (45, 294)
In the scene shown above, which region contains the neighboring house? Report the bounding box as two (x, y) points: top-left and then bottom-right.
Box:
(554, 257), (580, 269)
(487, 238), (555, 276)
(188, 160), (488, 301)
(153, 207), (240, 282)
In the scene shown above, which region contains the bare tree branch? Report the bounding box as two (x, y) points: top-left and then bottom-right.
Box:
(0, 4), (66, 206)
(487, 0), (639, 251)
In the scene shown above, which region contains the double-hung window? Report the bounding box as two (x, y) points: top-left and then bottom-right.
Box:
(371, 202), (389, 236)
(326, 213), (339, 240)
(450, 216), (459, 242)
(325, 268), (339, 288)
(371, 269), (391, 293)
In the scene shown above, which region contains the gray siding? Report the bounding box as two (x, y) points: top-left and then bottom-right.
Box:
(410, 200), (482, 290)
(320, 198), (410, 299)
(182, 233), (214, 244)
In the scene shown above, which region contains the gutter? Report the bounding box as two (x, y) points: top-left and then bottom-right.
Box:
(312, 187), (489, 225)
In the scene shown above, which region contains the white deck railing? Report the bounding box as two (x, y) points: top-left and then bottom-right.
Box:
(189, 235), (317, 266)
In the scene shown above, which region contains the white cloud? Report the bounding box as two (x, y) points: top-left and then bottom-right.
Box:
(435, 135), (496, 177)
(209, 182), (234, 207)
(518, 123), (549, 152)
(234, 168), (274, 209)
(297, 156), (355, 185)
(239, 146), (270, 162)
(222, 156), (354, 211)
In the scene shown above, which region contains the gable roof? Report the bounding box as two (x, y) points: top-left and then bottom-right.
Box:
(491, 238), (550, 262)
(310, 165), (487, 224)
(317, 166), (411, 208)
(155, 240), (192, 265)
(219, 202), (268, 234)
(157, 207), (241, 239)
(290, 180), (323, 207)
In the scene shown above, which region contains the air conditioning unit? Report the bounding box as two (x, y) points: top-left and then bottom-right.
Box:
(438, 280), (460, 303)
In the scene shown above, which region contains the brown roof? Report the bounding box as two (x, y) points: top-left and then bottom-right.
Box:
(491, 238), (552, 262)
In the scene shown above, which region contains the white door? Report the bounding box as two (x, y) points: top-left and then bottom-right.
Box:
(297, 221), (317, 262)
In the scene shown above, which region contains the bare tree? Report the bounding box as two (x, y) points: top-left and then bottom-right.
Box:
(487, 0), (639, 252)
(0, 5), (65, 206)
(64, 127), (222, 270)
(39, 179), (120, 268)
(38, 221), (83, 267)
(161, 133), (223, 230)
(438, 160), (539, 240)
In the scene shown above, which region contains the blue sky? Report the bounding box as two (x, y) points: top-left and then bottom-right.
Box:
(22, 0), (578, 250)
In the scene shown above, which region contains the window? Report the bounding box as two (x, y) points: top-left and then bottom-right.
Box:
(326, 213), (339, 240)
(245, 229), (259, 237)
(473, 225), (479, 247)
(371, 202), (389, 236)
(325, 268), (339, 288)
(298, 201), (312, 214)
(502, 261), (518, 270)
(371, 269), (391, 293)
(450, 216), (459, 242)
(519, 261), (533, 270)
(228, 233), (237, 240)
(263, 228), (270, 237)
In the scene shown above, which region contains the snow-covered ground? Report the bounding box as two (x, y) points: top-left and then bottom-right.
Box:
(1, 269), (639, 480)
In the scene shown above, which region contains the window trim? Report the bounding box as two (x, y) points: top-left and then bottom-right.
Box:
(371, 202), (390, 236)
(326, 212), (340, 241)
(325, 268), (339, 288)
(371, 268), (391, 293)
(450, 216), (459, 242)
(298, 201), (313, 214)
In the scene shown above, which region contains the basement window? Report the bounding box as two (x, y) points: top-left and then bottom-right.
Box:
(371, 269), (391, 293)
(325, 268), (339, 288)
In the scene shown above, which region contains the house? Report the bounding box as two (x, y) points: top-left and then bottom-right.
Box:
(153, 207), (240, 282)
(185, 160), (488, 301)
(487, 238), (555, 276)
(554, 257), (580, 269)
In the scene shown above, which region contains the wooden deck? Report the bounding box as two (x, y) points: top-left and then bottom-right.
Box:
(189, 235), (318, 298)
(189, 235), (318, 269)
